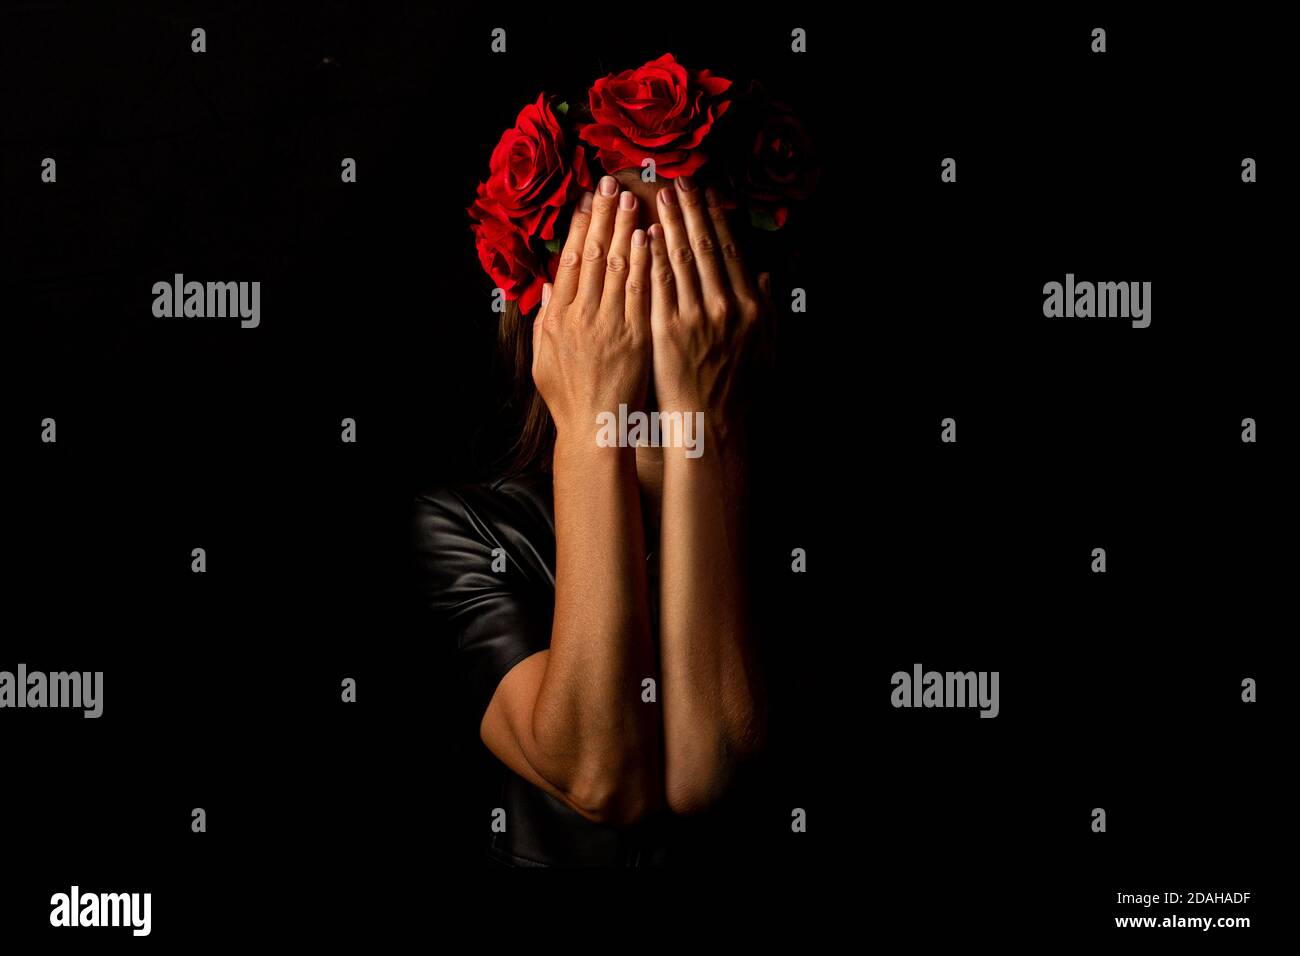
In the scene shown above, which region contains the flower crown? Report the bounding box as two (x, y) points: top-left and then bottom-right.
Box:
(469, 53), (817, 313)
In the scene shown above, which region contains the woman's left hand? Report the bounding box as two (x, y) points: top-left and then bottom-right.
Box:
(646, 176), (773, 429)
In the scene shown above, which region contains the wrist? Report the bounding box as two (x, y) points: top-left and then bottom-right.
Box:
(553, 424), (636, 468)
(653, 387), (703, 416)
(657, 411), (745, 469)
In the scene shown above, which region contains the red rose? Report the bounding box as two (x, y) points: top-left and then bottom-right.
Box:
(476, 93), (593, 242)
(728, 83), (817, 230)
(579, 53), (732, 179)
(470, 203), (549, 313)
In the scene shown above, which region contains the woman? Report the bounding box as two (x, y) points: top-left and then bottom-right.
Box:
(414, 54), (813, 866)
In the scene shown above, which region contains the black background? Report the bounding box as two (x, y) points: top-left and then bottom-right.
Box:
(2, 4), (1285, 946)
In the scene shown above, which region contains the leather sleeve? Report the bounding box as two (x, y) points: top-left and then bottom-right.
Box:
(412, 483), (554, 726)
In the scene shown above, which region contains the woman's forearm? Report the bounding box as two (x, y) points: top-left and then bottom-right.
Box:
(529, 433), (661, 823)
(658, 433), (765, 815)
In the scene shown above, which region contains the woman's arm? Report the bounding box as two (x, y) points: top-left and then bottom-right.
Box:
(480, 180), (661, 826)
(647, 176), (769, 814)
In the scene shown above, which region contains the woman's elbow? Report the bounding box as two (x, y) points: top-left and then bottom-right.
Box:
(665, 719), (766, 816)
(565, 766), (662, 826)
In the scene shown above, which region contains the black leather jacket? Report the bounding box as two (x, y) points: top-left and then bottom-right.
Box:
(413, 472), (673, 866)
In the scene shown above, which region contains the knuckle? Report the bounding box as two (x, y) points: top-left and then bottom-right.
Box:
(606, 253), (628, 275)
(653, 267), (675, 287)
(670, 245), (694, 265)
(582, 240), (605, 262)
(692, 233), (718, 256)
(560, 249), (581, 270)
(626, 277), (647, 296)
(721, 241), (742, 261)
(737, 296), (761, 323)
(707, 296), (734, 321)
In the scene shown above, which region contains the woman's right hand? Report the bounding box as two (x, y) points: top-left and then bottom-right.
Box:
(531, 175), (651, 444)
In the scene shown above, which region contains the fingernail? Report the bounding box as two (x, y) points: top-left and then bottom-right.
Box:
(541, 283), (551, 307)
(659, 187), (676, 207)
(676, 174), (695, 191)
(600, 176), (618, 196)
(648, 224), (663, 241)
(620, 190), (636, 210)
(579, 191), (594, 212)
(632, 229), (646, 247)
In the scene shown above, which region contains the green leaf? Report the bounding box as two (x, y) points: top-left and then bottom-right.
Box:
(749, 207), (781, 232)
(557, 101), (569, 116)
(543, 237), (563, 253)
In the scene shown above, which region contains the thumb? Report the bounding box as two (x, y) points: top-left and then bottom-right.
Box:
(531, 283), (551, 360)
(529, 283), (552, 383)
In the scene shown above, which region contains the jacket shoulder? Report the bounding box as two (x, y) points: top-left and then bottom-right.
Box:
(412, 473), (554, 597)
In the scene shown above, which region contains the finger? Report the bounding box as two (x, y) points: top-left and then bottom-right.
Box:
(626, 228), (650, 335)
(551, 191), (594, 307)
(674, 175), (728, 310)
(705, 186), (758, 303)
(600, 189), (639, 318)
(576, 175), (621, 307)
(647, 223), (676, 332)
(655, 183), (701, 316)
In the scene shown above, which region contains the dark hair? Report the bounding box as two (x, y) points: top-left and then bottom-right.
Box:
(496, 299), (553, 477)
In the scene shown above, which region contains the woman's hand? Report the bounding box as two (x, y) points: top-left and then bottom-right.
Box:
(647, 175), (773, 427)
(531, 175), (651, 444)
